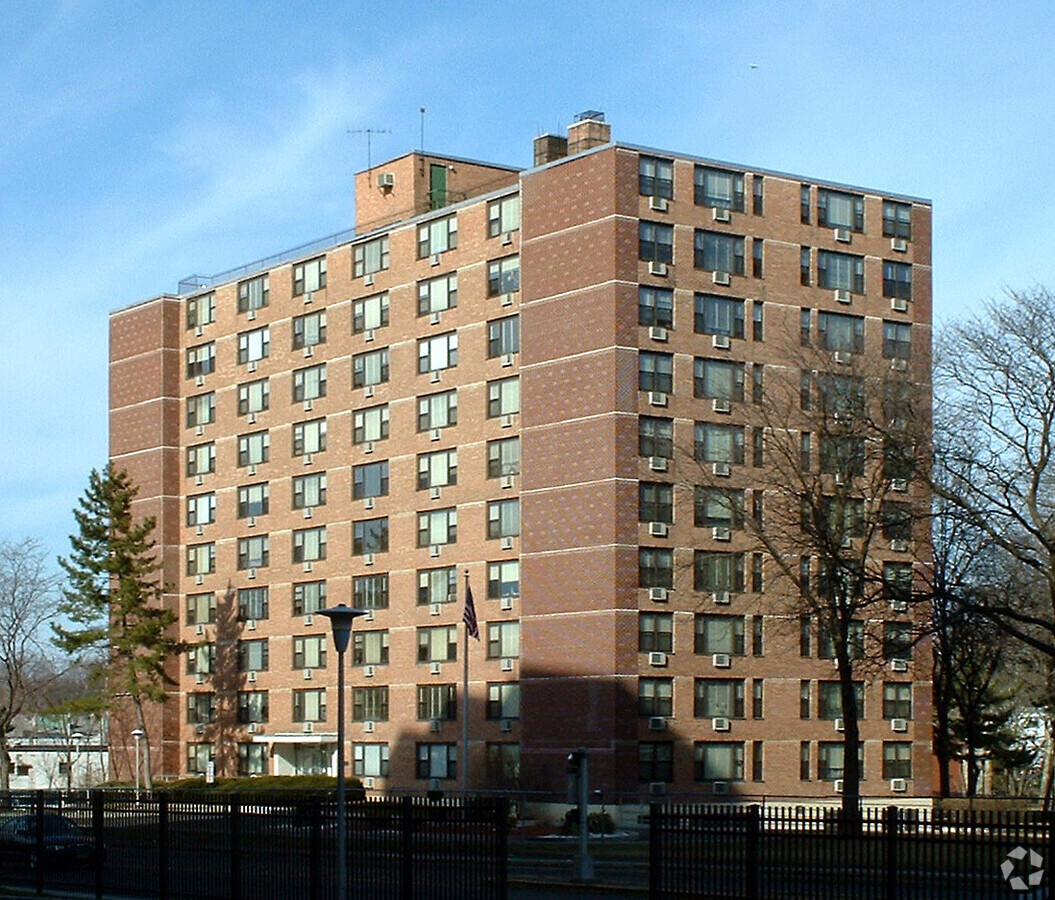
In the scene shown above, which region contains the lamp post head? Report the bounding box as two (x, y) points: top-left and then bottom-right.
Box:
(318, 604), (369, 654)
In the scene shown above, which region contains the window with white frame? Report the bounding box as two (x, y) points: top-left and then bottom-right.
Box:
(694, 166), (744, 211)
(418, 626), (458, 663)
(487, 256), (520, 295)
(352, 462), (387, 500)
(418, 214), (458, 258)
(487, 621), (520, 659)
(186, 343), (215, 379)
(293, 256), (327, 296)
(292, 311), (327, 349)
(186, 592), (215, 625)
(817, 251), (865, 293)
(418, 333), (458, 373)
(353, 573), (388, 610)
(488, 316), (519, 358)
(695, 231), (745, 275)
(417, 449), (457, 489)
(187, 393), (215, 427)
(353, 630), (389, 665)
(418, 390), (457, 431)
(353, 235), (389, 277)
(187, 643), (215, 675)
(293, 418), (326, 456)
(293, 364), (327, 401)
(238, 587), (269, 621)
(694, 742), (744, 781)
(187, 744), (214, 775)
(487, 437), (520, 478)
(487, 377), (520, 417)
(237, 327), (270, 365)
(187, 292), (216, 328)
(418, 273), (458, 315)
(817, 189), (864, 231)
(418, 508), (457, 547)
(185, 694), (212, 725)
(353, 348), (389, 387)
(238, 274), (269, 312)
(293, 689), (327, 722)
(293, 634), (327, 669)
(354, 743), (390, 777)
(353, 405), (389, 444)
(487, 499), (519, 539)
(186, 493), (215, 527)
(416, 743), (456, 780)
(238, 378), (269, 416)
(353, 517), (389, 555)
(488, 560), (520, 599)
(238, 691), (269, 724)
(292, 472), (327, 509)
(487, 683), (520, 719)
(187, 442), (215, 476)
(293, 580), (327, 616)
(353, 292), (390, 333)
(237, 535), (269, 570)
(186, 543), (215, 576)
(488, 195), (521, 236)
(292, 526), (327, 563)
(237, 431), (269, 467)
(418, 566), (456, 606)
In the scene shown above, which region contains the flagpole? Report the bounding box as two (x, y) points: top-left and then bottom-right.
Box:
(461, 570), (470, 794)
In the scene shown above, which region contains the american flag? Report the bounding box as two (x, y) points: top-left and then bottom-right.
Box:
(463, 580), (480, 640)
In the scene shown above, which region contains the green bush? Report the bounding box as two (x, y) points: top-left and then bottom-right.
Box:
(560, 808), (615, 835)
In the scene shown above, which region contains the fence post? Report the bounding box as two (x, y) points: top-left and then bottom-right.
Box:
(34, 790), (44, 896)
(230, 794), (242, 900)
(649, 801), (662, 899)
(309, 794), (322, 900)
(400, 795), (415, 900)
(92, 791), (104, 900)
(495, 796), (509, 899)
(746, 805), (760, 900)
(882, 805), (898, 900)
(158, 793), (169, 900)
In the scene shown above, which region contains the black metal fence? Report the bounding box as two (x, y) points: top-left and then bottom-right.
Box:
(0, 790), (507, 900)
(650, 803), (1055, 899)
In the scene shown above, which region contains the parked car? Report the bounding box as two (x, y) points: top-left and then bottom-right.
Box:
(0, 814), (99, 868)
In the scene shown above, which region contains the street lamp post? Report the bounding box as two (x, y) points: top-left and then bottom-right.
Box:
(131, 728), (144, 802)
(319, 603), (368, 900)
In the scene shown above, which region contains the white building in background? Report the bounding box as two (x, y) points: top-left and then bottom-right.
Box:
(7, 714), (109, 790)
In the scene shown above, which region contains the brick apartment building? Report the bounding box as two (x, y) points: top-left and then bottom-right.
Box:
(109, 112), (932, 799)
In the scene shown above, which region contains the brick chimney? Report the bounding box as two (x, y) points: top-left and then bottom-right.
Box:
(567, 110), (611, 155)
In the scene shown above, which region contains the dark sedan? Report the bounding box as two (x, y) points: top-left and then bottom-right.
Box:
(0, 814), (99, 868)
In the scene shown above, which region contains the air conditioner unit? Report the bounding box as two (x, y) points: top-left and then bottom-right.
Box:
(890, 539), (909, 552)
(890, 778), (907, 792)
(247, 360), (257, 373)
(303, 507), (313, 520)
(303, 400), (313, 412)
(501, 293), (514, 307)
(430, 662), (442, 675)
(364, 665), (376, 677)
(891, 479), (908, 493)
(364, 384), (375, 398)
(364, 328), (375, 342)
(649, 326), (668, 342)
(501, 537), (514, 550)
(501, 353), (514, 367)
(649, 782), (667, 796)
(303, 453), (313, 465)
(501, 414), (513, 428)
(712, 398), (732, 414)
(891, 238), (908, 252)
(363, 776), (376, 788)
(303, 669), (312, 680)
(648, 651), (668, 667)
(712, 207), (732, 223)
(712, 653), (731, 668)
(648, 391), (668, 407)
(377, 172), (395, 188)
(195, 573), (204, 585)
(430, 254), (441, 267)
(648, 456), (668, 472)
(501, 719), (513, 732)
(429, 486), (442, 500)
(501, 658), (514, 672)
(429, 311), (442, 326)
(502, 232), (514, 245)
(246, 619), (256, 631)
(649, 196), (669, 212)
(363, 721), (375, 733)
(304, 345), (313, 358)
(429, 603), (441, 616)
(891, 298), (909, 312)
(363, 497), (375, 511)
(648, 587), (668, 602)
(712, 781), (730, 795)
(195, 623), (205, 636)
(364, 273), (375, 286)
(195, 374), (205, 387)
(834, 473), (846, 487)
(195, 673), (204, 684)
(195, 474), (204, 486)
(364, 553), (375, 566)
(712, 271), (731, 286)
(835, 290), (851, 304)
(834, 228), (851, 243)
(891, 718), (908, 733)
(430, 544), (441, 558)
(712, 527), (731, 542)
(364, 610), (374, 621)
(196, 425), (205, 436)
(303, 614), (314, 626)
(841, 535), (852, 549)
(890, 358), (908, 372)
(500, 475), (514, 489)
(648, 521), (668, 537)
(834, 718), (845, 732)
(430, 719), (442, 733)
(248, 568), (257, 580)
(712, 334), (731, 350)
(364, 441), (374, 454)
(500, 596), (514, 610)
(712, 717), (731, 732)
(834, 779), (844, 794)
(196, 724), (205, 735)
(712, 462), (731, 477)
(648, 261), (668, 277)
(649, 717), (667, 731)
(303, 722), (314, 734)
(247, 671), (257, 683)
(891, 658), (909, 673)
(247, 723), (258, 734)
(712, 590), (731, 605)
(248, 464), (257, 476)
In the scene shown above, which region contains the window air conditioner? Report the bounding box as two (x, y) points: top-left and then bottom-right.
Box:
(501, 719), (513, 732)
(430, 544), (441, 558)
(712, 398), (732, 414)
(712, 527), (731, 542)
(648, 522), (669, 537)
(649, 717), (667, 731)
(891, 718), (908, 733)
(364, 273), (375, 287)
(430, 662), (442, 675)
(377, 172), (395, 188)
(303, 614), (314, 626)
(649, 196), (669, 212)
(712, 781), (729, 795)
(247, 671), (257, 683)
(501, 414), (513, 428)
(364, 553), (375, 566)
(364, 328), (375, 342)
(649, 326), (668, 342)
(501, 293), (514, 307)
(430, 486), (442, 500)
(648, 587), (668, 602)
(891, 298), (909, 312)
(500, 596), (514, 610)
(195, 624), (205, 636)
(363, 776), (375, 788)
(891, 238), (908, 252)
(501, 353), (514, 367)
(248, 568), (257, 580)
(891, 659), (909, 673)
(430, 254), (441, 267)
(195, 673), (204, 684)
(303, 722), (314, 734)
(303, 669), (312, 680)
(890, 778), (907, 792)
(834, 718), (845, 732)
(648, 261), (668, 277)
(364, 665), (376, 677)
(891, 479), (908, 493)
(712, 207), (732, 223)
(501, 537), (514, 550)
(649, 782), (667, 796)
(834, 228), (851, 243)
(364, 497), (375, 510)
(195, 574), (204, 585)
(712, 717), (731, 732)
(890, 539), (909, 552)
(501, 658), (514, 672)
(648, 651), (668, 667)
(891, 600), (909, 613)
(196, 724), (205, 735)
(429, 603), (441, 616)
(195, 474), (204, 486)
(712, 271), (731, 286)
(500, 475), (514, 489)
(712, 653), (731, 668)
(430, 719), (442, 733)
(195, 374), (205, 387)
(712, 462), (731, 477)
(890, 358), (908, 372)
(834, 779), (844, 793)
(248, 723), (258, 734)
(712, 334), (731, 350)
(712, 590), (731, 605)
(648, 456), (668, 472)
(502, 232), (514, 246)
(364, 721), (375, 733)
(648, 391), (668, 408)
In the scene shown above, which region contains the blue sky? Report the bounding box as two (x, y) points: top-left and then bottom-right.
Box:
(2, 0), (1054, 565)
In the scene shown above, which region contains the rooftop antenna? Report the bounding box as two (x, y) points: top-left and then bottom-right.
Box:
(419, 107), (426, 154)
(349, 127), (391, 174)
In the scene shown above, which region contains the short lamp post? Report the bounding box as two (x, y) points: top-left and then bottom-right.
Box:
(130, 728), (144, 802)
(319, 603), (368, 900)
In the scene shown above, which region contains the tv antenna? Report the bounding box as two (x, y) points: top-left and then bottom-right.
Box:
(349, 127), (391, 174)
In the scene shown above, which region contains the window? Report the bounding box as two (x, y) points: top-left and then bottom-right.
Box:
(487, 621), (520, 659)
(238, 638), (269, 672)
(293, 472), (328, 509)
(639, 222), (674, 263)
(186, 492), (216, 527)
(353, 630), (389, 666)
(187, 693), (215, 724)
(694, 743), (744, 781)
(488, 194), (521, 236)
(883, 742), (912, 779)
(639, 156), (674, 199)
(694, 358), (744, 401)
(418, 625), (458, 663)
(354, 743), (390, 778)
(752, 239), (763, 278)
(695, 552), (745, 593)
(293, 689), (327, 723)
(418, 684), (457, 720)
(800, 184), (812, 223)
(818, 743), (846, 781)
(881, 502), (912, 542)
(821, 495), (866, 541)
(293, 580), (326, 616)
(237, 586), (268, 622)
(817, 251), (865, 293)
(187, 292), (216, 328)
(752, 364), (763, 403)
(488, 561), (520, 599)
(639, 416), (674, 458)
(883, 321), (912, 360)
(883, 622), (913, 661)
(418, 333), (458, 373)
(639, 547), (673, 589)
(801, 247), (811, 286)
(237, 535), (269, 570)
(293, 418), (327, 456)
(238, 379), (270, 417)
(186, 543), (215, 576)
(695, 679), (745, 718)
(640, 742), (674, 782)
(418, 214), (458, 258)
(752, 615), (764, 655)
(187, 393), (215, 428)
(819, 681), (865, 719)
(752, 175), (764, 215)
(353, 235), (389, 277)
(816, 373), (865, 418)
(800, 680), (812, 718)
(186, 343), (215, 379)
(293, 256), (327, 296)
(418, 390), (457, 431)
(487, 683), (520, 720)
(639, 678), (673, 717)
(293, 526), (327, 563)
(354, 573), (389, 610)
(694, 295), (744, 338)
(818, 312), (865, 353)
(639, 483), (673, 524)
(488, 377), (520, 417)
(238, 327), (270, 365)
(819, 435), (865, 477)
(418, 273), (458, 315)
(695, 423), (745, 465)
(800, 741), (812, 780)
(353, 687), (389, 722)
(353, 292), (390, 333)
(695, 166), (744, 211)
(292, 311), (327, 350)
(883, 562), (913, 605)
(353, 405), (390, 444)
(293, 364), (327, 402)
(883, 262), (912, 301)
(694, 231), (745, 275)
(187, 643), (215, 675)
(884, 683), (912, 720)
(639, 287), (674, 327)
(487, 499), (520, 539)
(353, 348), (389, 388)
(352, 462), (388, 500)
(229, 462), (263, 498)
(639, 351), (673, 393)
(488, 316), (520, 357)
(187, 442), (215, 477)
(238, 274), (269, 312)
(819, 620), (865, 659)
(418, 450), (457, 490)
(416, 743), (457, 780)
(353, 517), (389, 555)
(487, 437), (520, 478)
(883, 201), (912, 240)
(817, 189), (864, 232)
(186, 592), (215, 626)
(293, 635), (327, 670)
(694, 488), (743, 529)
(238, 691), (268, 724)
(695, 615), (745, 655)
(418, 508), (457, 547)
(487, 256), (520, 295)
(187, 744), (214, 775)
(418, 566), (456, 606)
(639, 612), (673, 652)
(752, 740), (764, 781)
